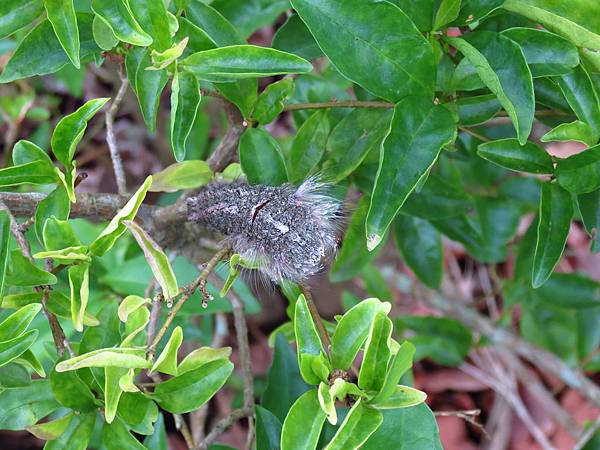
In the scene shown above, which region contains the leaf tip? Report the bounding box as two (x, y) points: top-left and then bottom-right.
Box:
(366, 234), (381, 252)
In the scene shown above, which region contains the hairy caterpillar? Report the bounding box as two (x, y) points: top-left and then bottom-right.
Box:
(186, 178), (342, 282)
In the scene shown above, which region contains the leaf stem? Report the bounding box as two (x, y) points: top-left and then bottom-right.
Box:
(105, 66), (129, 196)
(458, 126), (491, 142)
(299, 284), (331, 353)
(284, 100), (395, 111)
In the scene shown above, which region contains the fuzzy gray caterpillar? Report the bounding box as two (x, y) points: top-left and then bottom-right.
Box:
(187, 179), (342, 282)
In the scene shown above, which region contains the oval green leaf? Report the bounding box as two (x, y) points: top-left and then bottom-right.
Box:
(477, 138), (554, 174)
(239, 128), (288, 186)
(91, 0), (152, 46)
(280, 389), (326, 450)
(45, 0), (80, 67)
(324, 399), (383, 450)
(170, 70), (201, 161)
(556, 144), (600, 194)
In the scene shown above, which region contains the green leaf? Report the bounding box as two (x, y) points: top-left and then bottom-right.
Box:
(150, 161), (213, 193)
(50, 366), (96, 412)
(503, 0), (600, 50)
(45, 412), (95, 450)
(556, 65), (600, 143)
(239, 128), (288, 186)
(330, 298), (391, 371)
(170, 70), (201, 161)
(0, 0), (44, 39)
(26, 412), (72, 440)
(295, 294), (327, 385)
(0, 330), (38, 368)
(288, 111), (330, 183)
(501, 28), (579, 78)
(290, 0), (435, 102)
(457, 94), (502, 126)
(477, 138), (554, 174)
(6, 249), (57, 286)
(91, 0), (152, 46)
(180, 45), (313, 81)
(366, 96), (456, 250)
(532, 183), (573, 288)
(46, 291), (99, 327)
(0, 303), (42, 342)
(55, 347), (150, 371)
(252, 77), (295, 125)
(152, 359), (233, 414)
(90, 176), (152, 256)
(123, 220), (178, 299)
(329, 377), (366, 401)
(272, 14), (322, 61)
(541, 121), (596, 147)
(372, 341), (416, 404)
(397, 316), (472, 366)
(0, 14), (100, 83)
(102, 416), (146, 450)
(125, 47), (168, 133)
(280, 389), (326, 450)
(68, 263), (89, 332)
(34, 185), (70, 243)
(129, 0), (171, 51)
(322, 108), (392, 183)
(578, 188), (600, 252)
(104, 366), (126, 423)
(256, 406), (283, 450)
(117, 295), (149, 322)
(533, 273), (600, 309)
(447, 32), (534, 145)
(0, 380), (60, 430)
(394, 215), (443, 289)
(117, 391), (158, 434)
(143, 413), (168, 450)
(324, 400), (383, 450)
(151, 38), (188, 70)
(45, 0), (80, 68)
(151, 326), (183, 376)
(175, 17), (216, 53)
(317, 381), (337, 425)
(42, 215), (81, 249)
(262, 334), (311, 422)
(0, 363), (31, 388)
(358, 313), (392, 393)
(434, 0), (461, 30)
(370, 385), (427, 409)
(178, 346), (232, 374)
(51, 97), (109, 167)
(0, 211), (9, 299)
(556, 144), (600, 194)
(210, 0), (289, 39)
(0, 161), (59, 187)
(93, 14), (119, 50)
(121, 305), (150, 347)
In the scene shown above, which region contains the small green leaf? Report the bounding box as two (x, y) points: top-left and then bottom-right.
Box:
(256, 406), (283, 450)
(0, 211), (10, 299)
(151, 326), (183, 376)
(51, 97), (109, 167)
(541, 121), (596, 147)
(169, 70), (201, 162)
(325, 399), (383, 450)
(318, 381), (337, 425)
(0, 303), (42, 342)
(330, 298), (391, 371)
(532, 183), (573, 288)
(180, 45), (313, 81)
(290, 0), (435, 102)
(288, 111), (330, 183)
(0, 380), (60, 430)
(118, 295), (150, 322)
(358, 312), (393, 393)
(175, 17), (217, 53)
(370, 385), (427, 410)
(503, 0), (600, 50)
(42, 215), (80, 249)
(533, 273), (600, 309)
(26, 412), (73, 440)
(152, 359), (233, 414)
(46, 291), (99, 327)
(91, 0), (152, 46)
(500, 28), (579, 78)
(104, 366), (126, 423)
(102, 416), (146, 449)
(252, 77), (295, 125)
(447, 32), (534, 145)
(0, 330), (38, 368)
(578, 188), (600, 253)
(556, 144), (600, 194)
(280, 389), (326, 450)
(45, 0), (80, 68)
(90, 176), (152, 256)
(329, 377), (366, 401)
(178, 346), (232, 374)
(125, 47), (168, 133)
(457, 94), (502, 126)
(14, 349), (45, 377)
(0, 0), (44, 40)
(150, 160), (212, 193)
(239, 128), (288, 186)
(295, 294), (327, 385)
(6, 249), (57, 286)
(121, 305), (150, 347)
(45, 412), (94, 450)
(150, 37), (188, 70)
(394, 215), (443, 289)
(366, 96), (456, 250)
(123, 220), (178, 299)
(272, 14), (322, 61)
(129, 0), (171, 51)
(371, 341), (416, 404)
(477, 138), (554, 174)
(434, 0), (461, 30)
(68, 263), (89, 332)
(92, 14), (118, 50)
(34, 185), (70, 243)
(55, 347), (150, 371)
(50, 366), (96, 412)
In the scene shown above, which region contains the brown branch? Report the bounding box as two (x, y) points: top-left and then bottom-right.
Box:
(300, 284), (331, 353)
(458, 126), (491, 142)
(195, 407), (254, 450)
(283, 100), (395, 111)
(105, 66), (129, 195)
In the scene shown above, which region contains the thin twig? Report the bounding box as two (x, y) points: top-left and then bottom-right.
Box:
(283, 99), (395, 111)
(459, 126), (491, 142)
(195, 407), (254, 450)
(299, 284), (331, 353)
(434, 409), (488, 438)
(174, 411), (196, 449)
(105, 66), (129, 195)
(147, 246), (230, 359)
